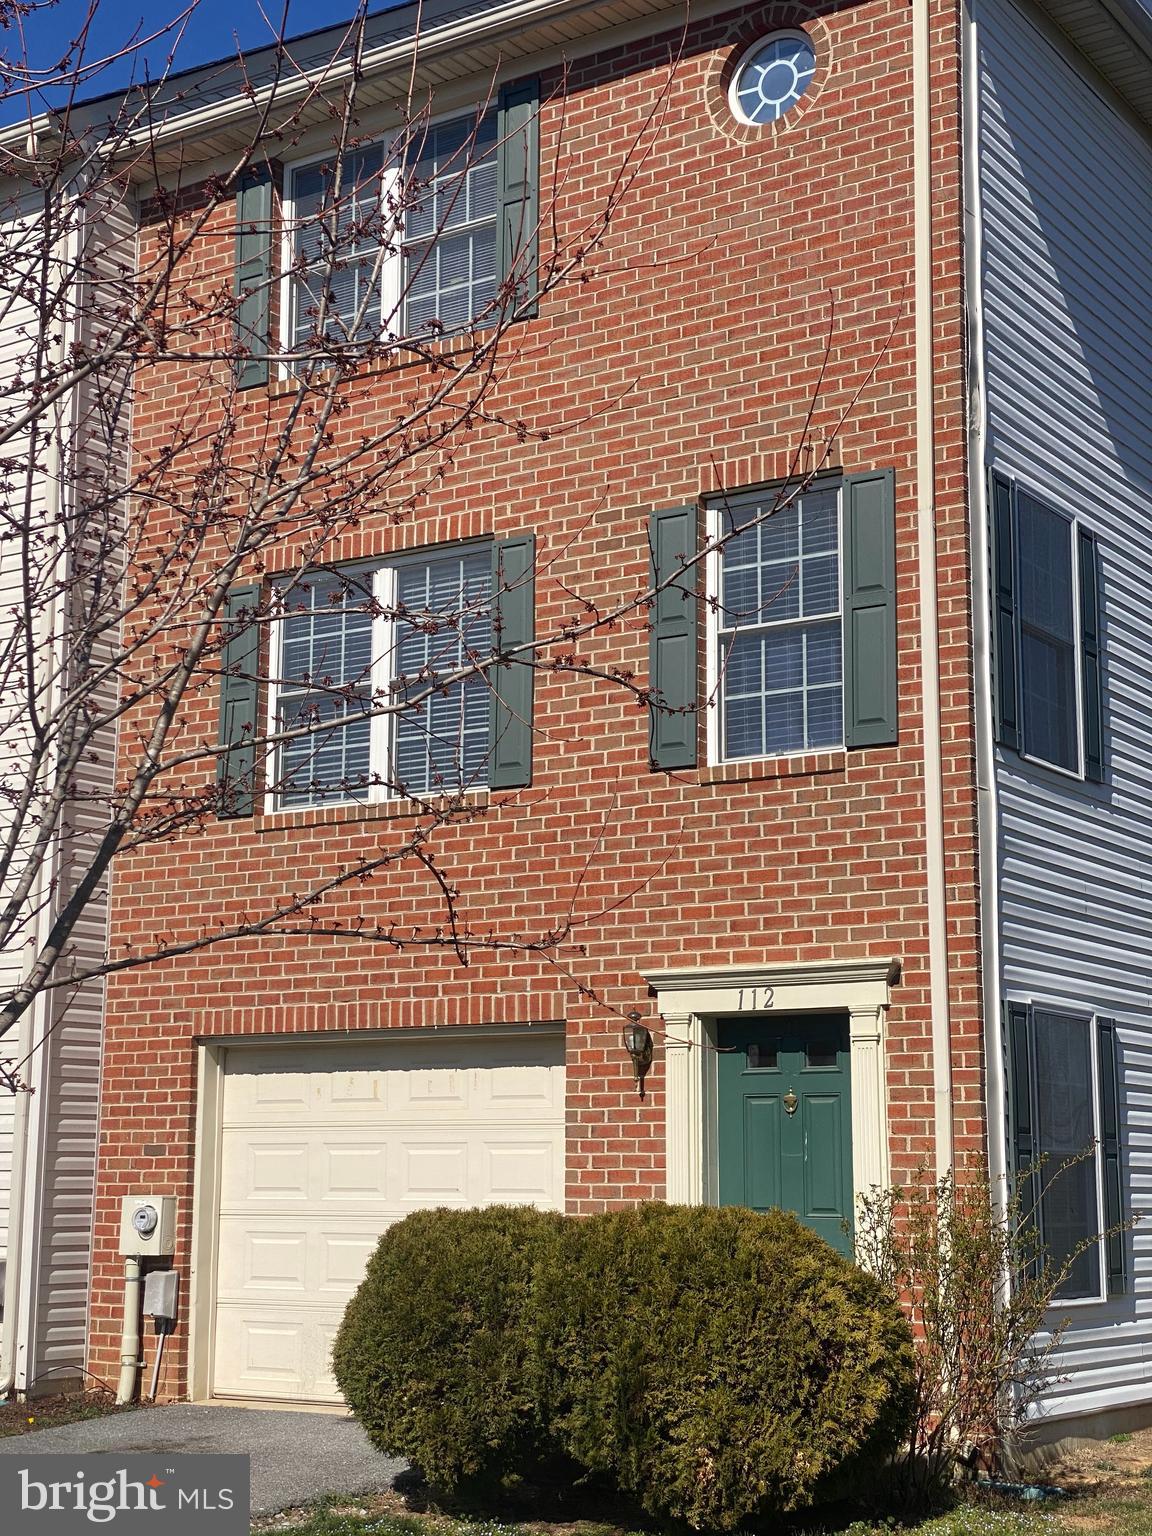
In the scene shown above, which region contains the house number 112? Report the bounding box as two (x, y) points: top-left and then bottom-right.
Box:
(738, 987), (775, 1011)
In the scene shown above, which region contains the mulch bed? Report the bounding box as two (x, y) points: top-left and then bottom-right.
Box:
(0, 1388), (131, 1438)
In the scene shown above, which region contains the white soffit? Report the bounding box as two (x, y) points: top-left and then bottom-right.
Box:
(1026, 0), (1152, 127)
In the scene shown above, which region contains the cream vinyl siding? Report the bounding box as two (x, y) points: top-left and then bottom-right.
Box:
(0, 1017), (14, 1272)
(0, 200), (47, 1294)
(26, 187), (133, 1380)
(211, 1033), (565, 1404)
(0, 184), (131, 1379)
(976, 0), (1152, 1418)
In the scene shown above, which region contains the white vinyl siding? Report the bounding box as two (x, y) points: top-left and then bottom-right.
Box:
(976, 0), (1152, 1416)
(0, 983), (15, 1273)
(0, 201), (47, 1304)
(0, 186), (130, 1377)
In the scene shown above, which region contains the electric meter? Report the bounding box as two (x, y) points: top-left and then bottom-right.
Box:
(132, 1204), (159, 1237)
(119, 1195), (177, 1256)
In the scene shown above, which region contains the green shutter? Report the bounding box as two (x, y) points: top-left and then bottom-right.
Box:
(649, 505), (698, 770)
(1098, 1017), (1127, 1295)
(1079, 528), (1104, 782)
(218, 584), (261, 817)
(1006, 1001), (1041, 1276)
(235, 166), (274, 390)
(497, 78), (540, 320)
(992, 471), (1020, 750)
(843, 468), (897, 747)
(489, 536), (535, 789)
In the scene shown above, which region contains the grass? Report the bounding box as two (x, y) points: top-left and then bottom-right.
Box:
(261, 1470), (1152, 1536)
(256, 1496), (1080, 1536)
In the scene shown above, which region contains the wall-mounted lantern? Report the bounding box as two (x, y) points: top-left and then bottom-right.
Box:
(622, 1013), (654, 1095)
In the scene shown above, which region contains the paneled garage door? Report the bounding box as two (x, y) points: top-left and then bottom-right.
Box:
(211, 1032), (565, 1403)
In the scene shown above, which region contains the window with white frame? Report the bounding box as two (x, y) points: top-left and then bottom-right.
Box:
(273, 546), (492, 806)
(1017, 492), (1078, 771)
(403, 113), (499, 334)
(992, 475), (1104, 780)
(1033, 1010), (1101, 1299)
(713, 483), (844, 759)
(1009, 1003), (1126, 1302)
(285, 109), (499, 347)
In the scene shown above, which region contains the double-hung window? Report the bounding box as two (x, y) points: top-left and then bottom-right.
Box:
(1007, 1005), (1125, 1301)
(714, 483), (844, 758)
(285, 109), (499, 347)
(288, 142), (392, 346)
(402, 112), (499, 334)
(272, 546), (493, 806)
(683, 472), (897, 771)
(992, 474), (1104, 779)
(235, 79), (538, 389)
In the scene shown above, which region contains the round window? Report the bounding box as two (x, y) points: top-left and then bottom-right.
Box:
(729, 31), (817, 126)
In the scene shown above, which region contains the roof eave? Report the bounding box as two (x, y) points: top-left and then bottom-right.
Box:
(1031, 0), (1152, 127)
(0, 0), (689, 175)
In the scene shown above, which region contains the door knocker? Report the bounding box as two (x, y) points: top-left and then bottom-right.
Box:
(783, 1088), (798, 1116)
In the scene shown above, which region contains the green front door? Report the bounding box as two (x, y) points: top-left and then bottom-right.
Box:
(717, 1015), (853, 1255)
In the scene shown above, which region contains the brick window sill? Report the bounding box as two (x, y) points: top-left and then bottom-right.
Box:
(255, 789), (490, 834)
(264, 324), (511, 400)
(701, 751), (848, 784)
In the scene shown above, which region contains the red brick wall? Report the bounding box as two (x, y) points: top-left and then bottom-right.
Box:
(89, 0), (981, 1399)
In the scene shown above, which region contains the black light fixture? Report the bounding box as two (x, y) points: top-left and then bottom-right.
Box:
(622, 1012), (653, 1094)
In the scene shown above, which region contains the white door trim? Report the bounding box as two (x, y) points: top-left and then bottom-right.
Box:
(189, 1040), (226, 1403)
(645, 959), (900, 1209)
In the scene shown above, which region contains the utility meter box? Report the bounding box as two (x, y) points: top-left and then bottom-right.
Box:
(118, 1195), (177, 1257)
(143, 1268), (179, 1321)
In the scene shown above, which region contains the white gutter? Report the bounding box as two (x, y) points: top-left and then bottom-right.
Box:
(961, 0), (1007, 1198)
(912, 0), (955, 1178)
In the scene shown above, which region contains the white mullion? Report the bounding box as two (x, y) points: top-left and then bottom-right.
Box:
(706, 509), (724, 765)
(379, 160), (404, 336)
(278, 168), (300, 367)
(263, 590), (286, 813)
(370, 565), (395, 802)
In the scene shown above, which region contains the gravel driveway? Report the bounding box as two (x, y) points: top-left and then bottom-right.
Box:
(0, 1402), (404, 1516)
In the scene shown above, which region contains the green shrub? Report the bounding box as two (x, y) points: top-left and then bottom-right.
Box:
(533, 1204), (914, 1529)
(332, 1204), (563, 1489)
(335, 1203), (914, 1527)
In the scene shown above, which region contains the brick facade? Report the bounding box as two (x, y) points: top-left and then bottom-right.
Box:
(89, 0), (982, 1400)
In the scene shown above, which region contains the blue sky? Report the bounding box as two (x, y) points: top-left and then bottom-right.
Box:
(2, 0), (407, 124)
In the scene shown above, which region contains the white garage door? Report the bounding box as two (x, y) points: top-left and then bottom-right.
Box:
(211, 1032), (565, 1403)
